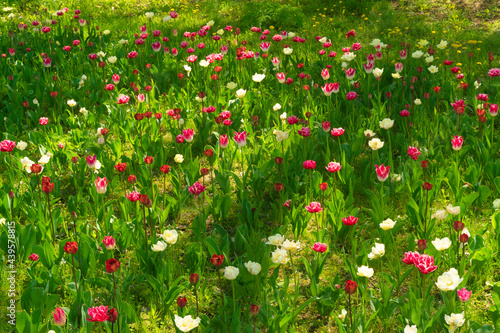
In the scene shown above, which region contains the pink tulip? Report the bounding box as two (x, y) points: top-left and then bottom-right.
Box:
(117, 94), (130, 104)
(326, 162), (341, 173)
(172, 48), (178, 56)
(102, 236), (116, 250)
(187, 55), (197, 63)
(43, 57), (52, 67)
(276, 72), (286, 83)
(489, 104), (498, 117)
(88, 53), (97, 60)
(272, 57), (280, 67)
(345, 68), (355, 80)
(39, 117), (49, 125)
(151, 41), (161, 52)
(321, 69), (329, 80)
(234, 132), (247, 147)
(451, 135), (463, 150)
(399, 49), (407, 60)
(402, 251), (420, 265)
(367, 53), (375, 64)
(298, 127), (311, 137)
(137, 94), (145, 102)
(58, 142), (64, 149)
(303, 160), (316, 170)
(86, 155), (97, 169)
(311, 242), (328, 253)
(0, 140), (16, 152)
(287, 116), (299, 125)
(54, 307), (66, 326)
(105, 84), (114, 91)
(346, 92), (357, 101)
(400, 110), (410, 117)
(331, 128), (345, 137)
(407, 146), (421, 160)
(87, 306), (109, 322)
(322, 83), (335, 96)
(395, 62), (404, 73)
(476, 93), (488, 102)
(127, 51), (138, 59)
(414, 254), (438, 274)
(183, 129), (194, 142)
(322, 121), (331, 132)
(457, 288), (472, 302)
(219, 135), (229, 148)
(112, 74), (120, 84)
(375, 164), (390, 182)
(305, 202), (323, 213)
(188, 181), (206, 199)
(363, 62), (373, 74)
(342, 216), (358, 226)
(260, 42), (270, 52)
(95, 177), (109, 194)
(488, 68), (500, 77)
(126, 190), (140, 202)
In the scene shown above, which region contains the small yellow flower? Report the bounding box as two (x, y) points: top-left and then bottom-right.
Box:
(456, 63), (462, 66)
(477, 62), (482, 65)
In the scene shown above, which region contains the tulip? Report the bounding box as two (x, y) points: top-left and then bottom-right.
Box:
(53, 308), (66, 326)
(177, 296), (187, 308)
(414, 254), (437, 274)
(234, 132), (247, 147)
(375, 164), (390, 182)
(303, 160), (316, 169)
(342, 216), (358, 226)
(457, 288), (472, 302)
(451, 135), (463, 150)
(219, 134), (229, 148)
(311, 242), (327, 253)
(105, 258), (121, 273)
(183, 129), (194, 142)
(103, 236), (116, 250)
(87, 306), (109, 322)
(345, 280), (357, 294)
(64, 241), (78, 254)
(95, 177), (109, 194)
(326, 161), (341, 173)
(188, 182), (206, 199)
(305, 202), (322, 213)
(331, 127), (345, 137)
(210, 254), (225, 266)
(276, 72), (286, 83)
(0, 140), (15, 152)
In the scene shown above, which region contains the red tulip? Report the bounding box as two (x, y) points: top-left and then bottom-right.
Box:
(105, 258), (121, 273)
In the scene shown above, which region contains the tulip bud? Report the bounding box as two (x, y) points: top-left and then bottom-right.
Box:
(177, 296), (187, 308)
(275, 157), (283, 165)
(319, 182), (328, 191)
(189, 273), (199, 285)
(459, 233), (469, 243)
(8, 190), (15, 199)
(345, 280), (357, 294)
(128, 175), (137, 184)
(417, 239), (427, 250)
(204, 149), (214, 158)
(274, 183), (284, 192)
(422, 182), (433, 191)
(453, 221), (465, 232)
(250, 304), (260, 316)
(421, 160), (429, 169)
(71, 156), (79, 164)
(71, 211), (77, 220)
(107, 308), (118, 322)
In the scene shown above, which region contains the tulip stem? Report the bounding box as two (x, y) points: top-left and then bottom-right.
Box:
(47, 194), (55, 246)
(348, 293), (353, 330)
(71, 254), (78, 294)
(194, 284), (199, 317)
(142, 206), (148, 255)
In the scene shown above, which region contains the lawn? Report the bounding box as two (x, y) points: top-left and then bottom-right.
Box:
(0, 0), (500, 332)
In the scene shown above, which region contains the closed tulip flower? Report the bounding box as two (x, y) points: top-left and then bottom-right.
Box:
(375, 164), (390, 182)
(105, 258), (121, 273)
(95, 177), (109, 194)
